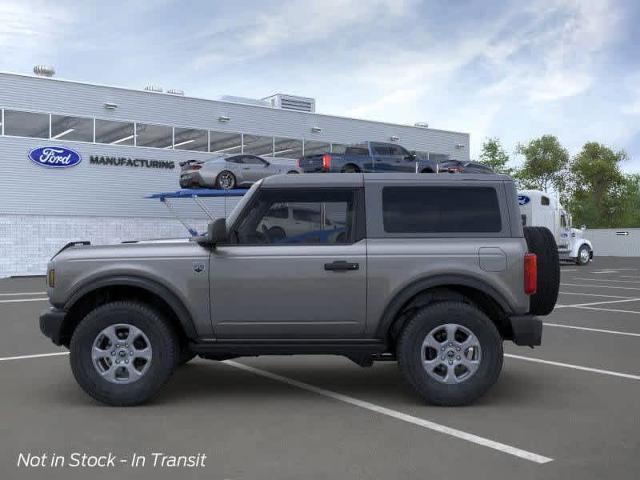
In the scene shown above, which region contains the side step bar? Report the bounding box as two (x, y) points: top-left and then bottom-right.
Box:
(190, 339), (387, 357)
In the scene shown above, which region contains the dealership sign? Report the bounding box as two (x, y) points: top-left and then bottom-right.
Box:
(28, 146), (82, 168)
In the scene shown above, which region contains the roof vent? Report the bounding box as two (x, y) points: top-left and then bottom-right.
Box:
(33, 65), (55, 77)
(263, 94), (316, 113)
(219, 95), (271, 107)
(167, 88), (184, 96)
(144, 85), (163, 93)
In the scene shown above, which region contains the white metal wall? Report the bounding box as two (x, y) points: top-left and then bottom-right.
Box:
(584, 229), (640, 257)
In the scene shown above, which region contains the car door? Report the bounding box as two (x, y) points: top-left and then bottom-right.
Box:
(210, 187), (367, 338)
(388, 144), (416, 172)
(371, 143), (394, 172)
(242, 155), (277, 182)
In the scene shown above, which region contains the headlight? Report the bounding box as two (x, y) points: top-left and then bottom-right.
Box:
(47, 269), (55, 288)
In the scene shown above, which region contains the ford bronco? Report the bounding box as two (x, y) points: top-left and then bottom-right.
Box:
(40, 173), (559, 406)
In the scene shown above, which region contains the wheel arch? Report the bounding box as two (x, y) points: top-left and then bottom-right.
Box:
(341, 163), (361, 172)
(60, 275), (197, 347)
(376, 275), (514, 344)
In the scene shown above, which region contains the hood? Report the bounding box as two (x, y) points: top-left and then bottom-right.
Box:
(51, 239), (200, 262)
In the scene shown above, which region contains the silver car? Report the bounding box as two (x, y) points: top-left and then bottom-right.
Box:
(179, 154), (300, 189)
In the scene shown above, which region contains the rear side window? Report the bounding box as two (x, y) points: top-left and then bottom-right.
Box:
(382, 186), (502, 233)
(345, 146), (369, 156)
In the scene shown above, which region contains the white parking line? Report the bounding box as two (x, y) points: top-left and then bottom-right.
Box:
(0, 352), (69, 362)
(0, 292), (47, 296)
(561, 283), (640, 292)
(572, 277), (640, 285)
(0, 297), (49, 304)
(573, 306), (640, 316)
(224, 360), (553, 464)
(559, 291), (631, 299)
(544, 322), (640, 338)
(555, 297), (640, 308)
(505, 354), (640, 381)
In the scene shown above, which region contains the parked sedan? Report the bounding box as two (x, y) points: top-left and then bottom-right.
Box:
(179, 154), (300, 189)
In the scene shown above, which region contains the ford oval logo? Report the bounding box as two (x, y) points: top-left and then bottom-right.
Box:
(28, 146), (82, 168)
(518, 195), (530, 206)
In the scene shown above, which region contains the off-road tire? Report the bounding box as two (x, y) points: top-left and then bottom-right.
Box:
(397, 301), (503, 406)
(70, 301), (178, 406)
(523, 226), (560, 315)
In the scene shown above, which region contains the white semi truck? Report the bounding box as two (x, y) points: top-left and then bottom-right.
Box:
(518, 190), (594, 265)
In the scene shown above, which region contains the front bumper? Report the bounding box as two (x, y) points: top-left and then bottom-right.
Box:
(509, 315), (542, 346)
(39, 307), (67, 346)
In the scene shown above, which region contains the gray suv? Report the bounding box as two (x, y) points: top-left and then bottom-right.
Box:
(40, 173), (560, 406)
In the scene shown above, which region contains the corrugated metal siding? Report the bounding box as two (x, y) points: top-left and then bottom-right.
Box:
(584, 229), (640, 257)
(0, 72), (469, 158)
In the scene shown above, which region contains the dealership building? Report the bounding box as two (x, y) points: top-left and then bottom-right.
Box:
(0, 70), (470, 277)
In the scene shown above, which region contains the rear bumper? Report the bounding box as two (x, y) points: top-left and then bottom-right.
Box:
(39, 307), (67, 346)
(508, 315), (542, 346)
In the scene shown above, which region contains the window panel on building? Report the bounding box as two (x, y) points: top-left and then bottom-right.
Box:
(136, 123), (173, 149)
(273, 137), (303, 159)
(95, 119), (135, 145)
(303, 140), (330, 156)
(243, 134), (273, 156)
(210, 131), (242, 154)
(173, 127), (208, 151)
(331, 143), (348, 154)
(51, 115), (93, 142)
(4, 110), (49, 138)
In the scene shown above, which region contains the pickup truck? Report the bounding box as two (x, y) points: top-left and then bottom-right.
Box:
(298, 141), (438, 174)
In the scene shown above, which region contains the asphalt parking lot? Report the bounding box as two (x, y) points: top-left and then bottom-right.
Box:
(1, 258), (639, 479)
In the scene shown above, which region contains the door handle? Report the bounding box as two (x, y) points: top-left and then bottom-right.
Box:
(324, 260), (359, 272)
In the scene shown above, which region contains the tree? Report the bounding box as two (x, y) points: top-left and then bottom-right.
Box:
(514, 135), (569, 195)
(478, 137), (512, 175)
(568, 142), (639, 228)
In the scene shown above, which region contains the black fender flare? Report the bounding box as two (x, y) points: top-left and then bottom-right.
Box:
(374, 274), (514, 339)
(64, 275), (198, 338)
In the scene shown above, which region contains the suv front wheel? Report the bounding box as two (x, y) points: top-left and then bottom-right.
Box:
(397, 301), (503, 406)
(70, 301), (178, 406)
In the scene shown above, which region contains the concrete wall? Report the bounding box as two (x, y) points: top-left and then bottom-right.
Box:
(584, 228), (640, 257)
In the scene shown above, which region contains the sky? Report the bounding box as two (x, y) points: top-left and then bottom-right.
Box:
(1, 0), (639, 171)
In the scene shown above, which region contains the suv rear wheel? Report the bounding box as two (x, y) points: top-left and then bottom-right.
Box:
(70, 301), (178, 406)
(397, 301), (503, 406)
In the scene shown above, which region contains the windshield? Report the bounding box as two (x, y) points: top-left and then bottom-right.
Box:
(226, 180), (262, 228)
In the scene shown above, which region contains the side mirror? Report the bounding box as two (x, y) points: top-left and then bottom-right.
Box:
(197, 218), (227, 246)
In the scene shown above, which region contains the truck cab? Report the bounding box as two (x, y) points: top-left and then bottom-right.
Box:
(518, 190), (593, 265)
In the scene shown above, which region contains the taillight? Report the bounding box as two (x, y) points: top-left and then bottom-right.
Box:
(322, 154), (332, 171)
(297, 158), (302, 168)
(524, 253), (537, 295)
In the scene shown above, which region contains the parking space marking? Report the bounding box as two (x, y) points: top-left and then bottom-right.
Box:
(0, 291), (47, 296)
(555, 297), (640, 308)
(573, 306), (640, 316)
(561, 283), (640, 291)
(0, 352), (69, 362)
(572, 277), (640, 285)
(544, 322), (640, 338)
(559, 291), (631, 299)
(0, 297), (49, 304)
(224, 360), (553, 464)
(505, 354), (640, 381)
